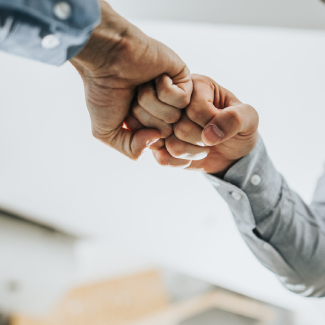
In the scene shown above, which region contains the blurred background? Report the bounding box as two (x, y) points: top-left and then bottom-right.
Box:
(1, 0), (325, 324)
(109, 0), (325, 29)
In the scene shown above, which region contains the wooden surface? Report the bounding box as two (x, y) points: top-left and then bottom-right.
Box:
(127, 290), (275, 325)
(12, 270), (280, 325)
(12, 270), (169, 325)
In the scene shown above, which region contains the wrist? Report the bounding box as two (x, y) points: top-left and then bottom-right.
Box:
(70, 0), (130, 72)
(211, 159), (238, 179)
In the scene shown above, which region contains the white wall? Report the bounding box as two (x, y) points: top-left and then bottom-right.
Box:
(1, 23), (325, 322)
(2, 1), (325, 321)
(108, 0), (325, 30)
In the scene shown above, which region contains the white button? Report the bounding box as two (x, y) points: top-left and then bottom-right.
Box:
(53, 2), (72, 20)
(250, 174), (261, 186)
(42, 34), (60, 49)
(231, 192), (242, 201)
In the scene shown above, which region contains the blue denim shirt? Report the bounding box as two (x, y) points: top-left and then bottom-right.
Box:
(0, 0), (100, 65)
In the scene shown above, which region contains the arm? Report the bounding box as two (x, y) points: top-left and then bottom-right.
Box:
(0, 0), (193, 159)
(133, 74), (325, 297)
(205, 136), (325, 297)
(0, 0), (100, 65)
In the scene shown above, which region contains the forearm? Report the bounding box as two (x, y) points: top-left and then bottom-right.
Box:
(206, 136), (325, 297)
(0, 0), (100, 65)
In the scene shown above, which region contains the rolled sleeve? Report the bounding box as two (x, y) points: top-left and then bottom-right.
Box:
(0, 0), (100, 65)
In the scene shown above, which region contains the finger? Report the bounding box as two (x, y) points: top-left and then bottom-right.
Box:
(155, 73), (192, 109)
(124, 114), (165, 150)
(202, 104), (259, 146)
(124, 114), (144, 132)
(150, 138), (165, 150)
(156, 69), (193, 109)
(94, 126), (161, 160)
(186, 74), (242, 128)
(86, 85), (160, 160)
(165, 134), (210, 161)
(152, 147), (192, 168)
(185, 76), (218, 128)
(173, 113), (206, 147)
(138, 82), (182, 124)
(152, 38), (193, 108)
(132, 101), (173, 138)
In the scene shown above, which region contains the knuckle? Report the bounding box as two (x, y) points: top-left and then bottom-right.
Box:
(186, 105), (203, 123)
(164, 109), (182, 124)
(138, 88), (153, 108)
(173, 120), (191, 140)
(155, 150), (170, 166)
(166, 137), (184, 158)
(249, 105), (259, 124)
(244, 104), (259, 131)
(161, 124), (173, 138)
(193, 73), (209, 83)
(226, 109), (241, 127)
(178, 93), (191, 108)
(132, 104), (143, 118)
(157, 87), (169, 103)
(158, 88), (189, 109)
(150, 138), (165, 150)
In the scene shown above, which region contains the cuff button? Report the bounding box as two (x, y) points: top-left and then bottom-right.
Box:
(231, 192), (242, 201)
(42, 34), (60, 49)
(53, 2), (72, 20)
(250, 174), (261, 186)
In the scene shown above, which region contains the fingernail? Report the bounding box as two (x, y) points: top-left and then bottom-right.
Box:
(204, 125), (224, 144)
(146, 139), (159, 147)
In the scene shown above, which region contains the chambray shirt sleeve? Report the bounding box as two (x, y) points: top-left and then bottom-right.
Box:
(205, 135), (325, 297)
(0, 0), (100, 65)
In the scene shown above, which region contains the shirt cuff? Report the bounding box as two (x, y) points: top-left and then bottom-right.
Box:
(0, 1), (100, 65)
(206, 135), (283, 225)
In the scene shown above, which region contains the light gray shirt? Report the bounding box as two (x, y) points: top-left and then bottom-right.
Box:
(205, 136), (325, 297)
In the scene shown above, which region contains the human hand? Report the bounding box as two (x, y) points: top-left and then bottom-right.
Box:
(70, 0), (192, 160)
(132, 74), (259, 175)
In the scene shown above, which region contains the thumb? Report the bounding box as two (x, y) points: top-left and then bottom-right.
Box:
(130, 128), (161, 159)
(105, 127), (161, 161)
(201, 104), (259, 146)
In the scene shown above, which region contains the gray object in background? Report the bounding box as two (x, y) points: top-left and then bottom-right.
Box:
(162, 271), (293, 325)
(0, 314), (9, 325)
(0, 210), (77, 316)
(179, 308), (259, 325)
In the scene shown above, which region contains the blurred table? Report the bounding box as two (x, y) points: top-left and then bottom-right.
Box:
(0, 21), (325, 322)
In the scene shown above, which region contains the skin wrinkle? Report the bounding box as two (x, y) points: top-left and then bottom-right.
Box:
(222, 109), (242, 132)
(143, 75), (259, 174)
(137, 83), (182, 123)
(157, 66), (191, 108)
(70, 0), (192, 159)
